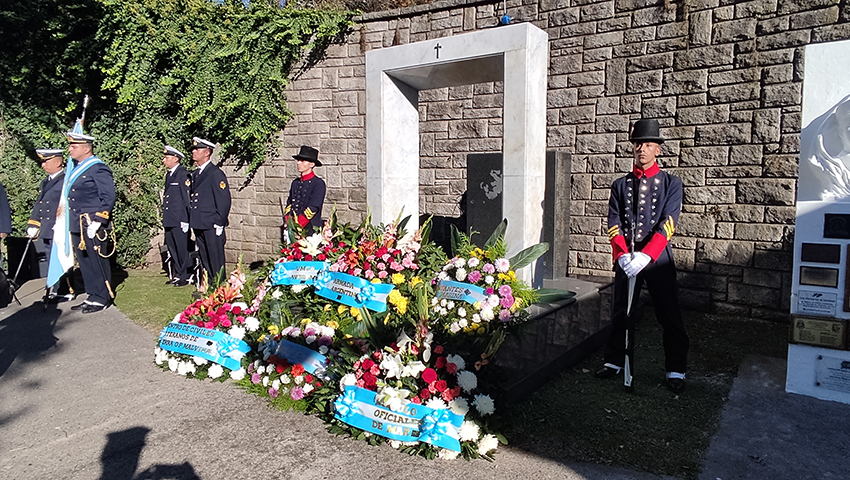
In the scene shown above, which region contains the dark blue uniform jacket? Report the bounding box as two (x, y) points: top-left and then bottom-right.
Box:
(163, 165), (190, 228)
(189, 162), (231, 230)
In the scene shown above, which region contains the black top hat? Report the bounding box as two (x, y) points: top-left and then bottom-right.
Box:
(630, 119), (665, 144)
(293, 145), (321, 166)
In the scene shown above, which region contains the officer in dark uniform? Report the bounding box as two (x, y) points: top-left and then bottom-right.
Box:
(66, 132), (116, 314)
(27, 149), (71, 302)
(161, 145), (192, 287)
(188, 137), (231, 283)
(284, 146), (326, 235)
(595, 119), (689, 393)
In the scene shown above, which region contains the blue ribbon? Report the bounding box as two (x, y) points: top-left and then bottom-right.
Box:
(435, 279), (487, 305)
(332, 386), (463, 451)
(158, 322), (251, 371)
(270, 261), (327, 286)
(313, 271), (395, 313)
(334, 388), (358, 420)
(275, 338), (329, 374)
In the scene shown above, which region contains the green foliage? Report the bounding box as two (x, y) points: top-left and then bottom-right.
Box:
(0, 0), (355, 267)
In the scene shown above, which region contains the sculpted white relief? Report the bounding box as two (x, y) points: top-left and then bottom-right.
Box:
(801, 94), (850, 202)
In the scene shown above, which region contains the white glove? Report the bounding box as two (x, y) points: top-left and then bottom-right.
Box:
(181, 222), (189, 233)
(86, 221), (102, 239)
(617, 254), (630, 272)
(214, 224), (223, 236)
(623, 252), (651, 277)
(27, 226), (39, 238)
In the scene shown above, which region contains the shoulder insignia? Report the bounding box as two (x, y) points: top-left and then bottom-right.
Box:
(219, 181), (227, 190)
(185, 179), (191, 187)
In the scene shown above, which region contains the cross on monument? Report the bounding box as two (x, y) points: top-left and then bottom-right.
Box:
(434, 43), (441, 59)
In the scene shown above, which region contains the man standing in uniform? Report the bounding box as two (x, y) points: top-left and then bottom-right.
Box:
(27, 149), (71, 302)
(188, 137), (230, 283)
(65, 132), (116, 314)
(595, 119), (689, 393)
(284, 146), (326, 236)
(161, 145), (192, 287)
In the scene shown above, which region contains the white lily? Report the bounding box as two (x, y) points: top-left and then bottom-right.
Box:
(297, 233), (325, 256)
(380, 353), (404, 379)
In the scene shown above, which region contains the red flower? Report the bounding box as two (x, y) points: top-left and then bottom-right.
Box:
(451, 386), (461, 397)
(231, 305), (242, 315)
(433, 345), (444, 354)
(446, 363), (457, 374)
(372, 350), (383, 361)
(268, 355), (279, 364)
(411, 396), (421, 404)
(410, 344), (419, 355)
(305, 374), (314, 383)
(318, 253), (326, 261)
(362, 359), (375, 370)
(420, 389), (431, 400)
(441, 389), (454, 402)
(291, 364), (305, 377)
(276, 364), (286, 374)
(435, 356), (447, 369)
(363, 372), (377, 389)
(435, 380), (448, 392)
(421, 368), (437, 384)
(316, 382), (322, 388)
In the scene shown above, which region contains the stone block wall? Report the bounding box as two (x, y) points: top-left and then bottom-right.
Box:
(221, 0), (850, 319)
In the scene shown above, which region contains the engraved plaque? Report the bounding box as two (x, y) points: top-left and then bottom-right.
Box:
(800, 266), (840, 287)
(791, 315), (846, 349)
(815, 355), (850, 394)
(801, 243), (841, 264)
(824, 214), (850, 239)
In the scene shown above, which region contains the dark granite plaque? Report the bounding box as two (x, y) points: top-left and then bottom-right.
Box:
(824, 214), (850, 239)
(466, 153), (503, 248)
(801, 243), (842, 264)
(800, 266), (840, 287)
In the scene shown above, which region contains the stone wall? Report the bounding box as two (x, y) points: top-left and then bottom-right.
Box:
(222, 0), (850, 319)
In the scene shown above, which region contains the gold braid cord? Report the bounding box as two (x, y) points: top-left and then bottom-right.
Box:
(78, 213), (117, 257)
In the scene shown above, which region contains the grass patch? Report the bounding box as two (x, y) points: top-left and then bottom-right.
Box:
(113, 267), (197, 334)
(499, 309), (789, 479)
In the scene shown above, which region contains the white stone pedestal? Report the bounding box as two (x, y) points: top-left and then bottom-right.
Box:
(786, 344), (850, 405)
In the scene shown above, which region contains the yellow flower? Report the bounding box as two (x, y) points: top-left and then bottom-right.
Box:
(323, 304), (331, 312)
(410, 276), (423, 287)
(338, 305), (347, 314)
(300, 318), (310, 325)
(510, 297), (523, 313)
(391, 273), (405, 285)
(258, 334), (266, 343)
(509, 270), (517, 280)
(498, 273), (510, 281)
(350, 306), (361, 318)
(371, 278), (381, 284)
(268, 325), (280, 335)
(394, 297), (408, 315)
(388, 289), (403, 305)
(473, 248), (484, 258)
(326, 320), (339, 329)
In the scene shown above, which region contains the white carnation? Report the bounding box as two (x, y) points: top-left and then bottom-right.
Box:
(271, 289), (283, 299)
(425, 398), (448, 410)
(295, 375), (304, 385)
(305, 335), (317, 344)
(473, 394), (495, 416)
(168, 358), (179, 372)
(228, 326), (246, 340)
(208, 364), (224, 379)
(440, 298), (447, 307)
(244, 316), (260, 332)
(455, 268), (467, 281)
(340, 373), (357, 391)
(478, 434), (499, 454)
(480, 308), (495, 322)
(449, 323), (461, 334)
(438, 271), (449, 280)
(449, 397), (470, 416)
(457, 307), (466, 318)
(458, 421), (480, 441)
(458, 318), (468, 328)
(262, 375), (269, 387)
(447, 301), (455, 310)
(454, 257), (466, 268)
(280, 374), (291, 384)
(456, 370), (478, 392)
(230, 367), (246, 381)
(272, 379), (281, 390)
(192, 356), (208, 366)
(438, 448), (460, 460)
(291, 284), (307, 293)
(303, 383), (314, 395)
(485, 275), (494, 285)
(467, 257), (480, 268)
(177, 361), (190, 376)
(431, 297), (439, 306)
(472, 313), (481, 322)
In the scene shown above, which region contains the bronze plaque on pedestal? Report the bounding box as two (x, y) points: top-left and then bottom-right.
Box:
(800, 266), (839, 287)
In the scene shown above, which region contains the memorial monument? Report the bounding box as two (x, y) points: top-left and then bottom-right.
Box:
(790, 38), (850, 404)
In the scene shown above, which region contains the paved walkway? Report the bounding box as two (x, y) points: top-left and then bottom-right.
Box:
(1, 279), (847, 480)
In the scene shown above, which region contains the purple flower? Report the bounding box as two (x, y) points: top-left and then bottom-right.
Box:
(485, 287), (495, 295)
(290, 386), (305, 400)
(500, 295), (514, 309)
(498, 285), (513, 296)
(251, 373), (261, 384)
(482, 263), (495, 274)
(304, 327), (316, 337)
(268, 387), (279, 398)
(467, 270), (482, 283)
(318, 335), (333, 347)
(247, 363), (256, 374)
(499, 309), (512, 321)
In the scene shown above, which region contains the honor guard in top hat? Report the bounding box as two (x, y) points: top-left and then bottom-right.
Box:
(188, 137), (231, 282)
(595, 119), (689, 393)
(65, 131), (117, 313)
(284, 145), (326, 235)
(28, 149), (72, 302)
(161, 145), (192, 287)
